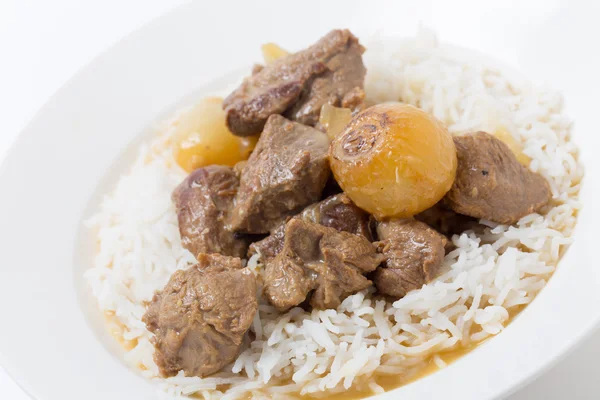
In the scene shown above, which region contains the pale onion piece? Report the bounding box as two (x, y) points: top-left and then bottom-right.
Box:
(493, 128), (531, 166)
(319, 103), (352, 140)
(261, 43), (290, 64)
(172, 97), (258, 172)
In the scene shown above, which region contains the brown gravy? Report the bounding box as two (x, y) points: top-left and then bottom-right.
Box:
(297, 342), (483, 400)
(104, 311), (138, 351)
(312, 306), (526, 399)
(109, 304), (526, 399)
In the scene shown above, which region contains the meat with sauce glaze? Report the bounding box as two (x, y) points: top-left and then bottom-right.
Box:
(230, 115), (330, 234)
(172, 165), (248, 258)
(445, 132), (552, 225)
(223, 29), (366, 136)
(142, 253), (257, 377)
(249, 193), (372, 261)
(373, 219), (447, 298)
(264, 219), (383, 311)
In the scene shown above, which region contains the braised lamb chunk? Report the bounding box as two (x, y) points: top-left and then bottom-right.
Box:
(373, 219), (447, 299)
(283, 33), (366, 126)
(264, 219), (384, 311)
(445, 132), (552, 225)
(415, 201), (480, 237)
(248, 223), (286, 261)
(251, 64), (264, 75)
(299, 193), (372, 239)
(230, 115), (330, 234)
(248, 193), (372, 261)
(142, 253), (257, 378)
(339, 86), (367, 114)
(172, 165), (248, 258)
(223, 29), (366, 136)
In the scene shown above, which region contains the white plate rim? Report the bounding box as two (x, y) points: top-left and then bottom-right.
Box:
(0, 2), (599, 400)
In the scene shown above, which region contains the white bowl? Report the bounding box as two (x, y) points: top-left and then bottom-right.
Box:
(0, 1), (599, 399)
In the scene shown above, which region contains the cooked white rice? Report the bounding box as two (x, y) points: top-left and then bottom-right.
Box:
(85, 30), (583, 399)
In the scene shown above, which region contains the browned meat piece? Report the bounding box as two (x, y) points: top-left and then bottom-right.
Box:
(223, 29), (366, 136)
(230, 115), (330, 233)
(445, 132), (552, 225)
(142, 253), (257, 378)
(251, 64), (264, 75)
(264, 219), (383, 311)
(340, 86), (366, 114)
(373, 219), (447, 299)
(299, 193), (373, 239)
(172, 166), (248, 258)
(248, 193), (372, 261)
(248, 223), (287, 261)
(415, 201), (480, 237)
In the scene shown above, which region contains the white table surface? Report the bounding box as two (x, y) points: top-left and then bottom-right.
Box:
(1, 0), (598, 398)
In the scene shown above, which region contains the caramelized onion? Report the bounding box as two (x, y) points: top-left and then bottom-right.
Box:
(330, 103), (457, 219)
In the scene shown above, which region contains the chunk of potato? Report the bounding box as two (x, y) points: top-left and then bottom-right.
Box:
(172, 97), (258, 172)
(329, 103), (457, 219)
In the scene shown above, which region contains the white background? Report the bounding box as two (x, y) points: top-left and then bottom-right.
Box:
(0, 0), (598, 398)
